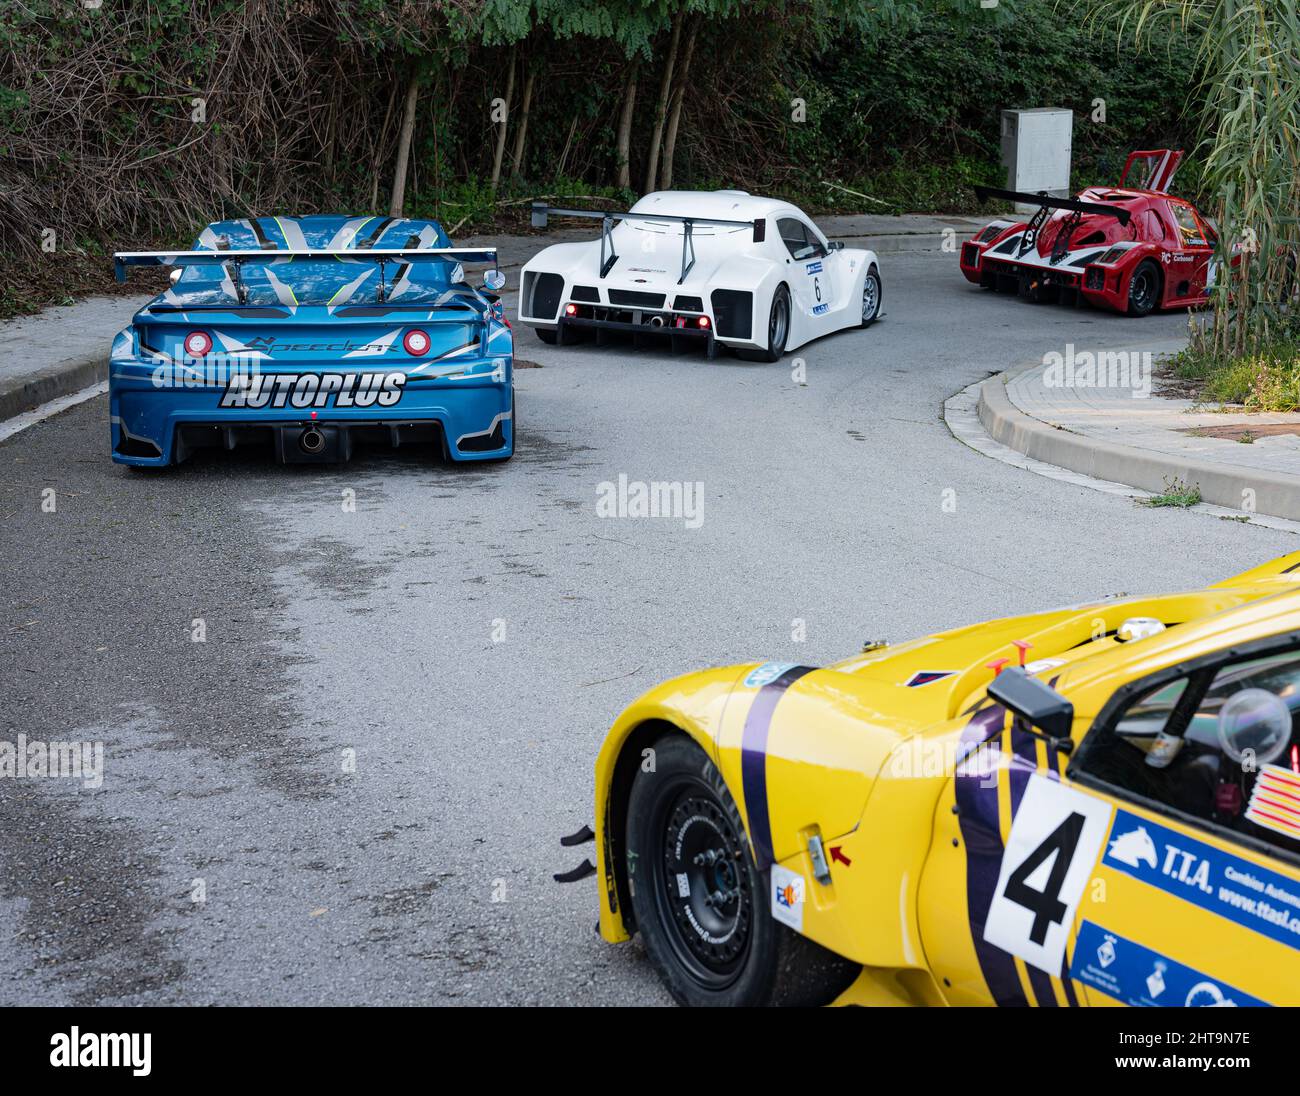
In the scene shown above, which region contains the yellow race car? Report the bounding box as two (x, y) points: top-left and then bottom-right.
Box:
(572, 554), (1300, 1006)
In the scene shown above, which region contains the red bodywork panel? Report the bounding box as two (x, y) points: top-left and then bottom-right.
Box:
(959, 149), (1217, 315)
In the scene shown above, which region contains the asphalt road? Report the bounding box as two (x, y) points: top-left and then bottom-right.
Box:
(1, 246), (1294, 1006)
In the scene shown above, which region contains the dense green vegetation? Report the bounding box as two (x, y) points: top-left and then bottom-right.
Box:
(1087, 0), (1300, 400)
(1169, 338), (1300, 411)
(0, 0), (1206, 315)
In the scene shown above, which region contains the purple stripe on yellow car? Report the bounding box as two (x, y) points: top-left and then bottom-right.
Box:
(740, 664), (815, 871)
(955, 703), (1029, 1006)
(1041, 679), (1080, 1006)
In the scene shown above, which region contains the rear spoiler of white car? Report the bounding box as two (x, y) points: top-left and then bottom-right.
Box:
(530, 202), (765, 282)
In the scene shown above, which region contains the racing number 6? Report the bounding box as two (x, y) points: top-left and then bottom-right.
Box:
(983, 775), (1113, 974)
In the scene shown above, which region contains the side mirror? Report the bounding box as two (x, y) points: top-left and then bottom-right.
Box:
(829, 240), (845, 251)
(482, 269), (506, 292)
(987, 668), (1075, 753)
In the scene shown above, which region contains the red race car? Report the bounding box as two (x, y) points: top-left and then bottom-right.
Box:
(960, 149), (1217, 317)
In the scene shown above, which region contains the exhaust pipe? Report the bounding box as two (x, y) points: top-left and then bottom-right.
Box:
(648, 315), (664, 327)
(299, 427), (326, 455)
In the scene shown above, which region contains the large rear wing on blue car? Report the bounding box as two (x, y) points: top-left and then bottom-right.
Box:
(113, 247), (499, 283)
(529, 202), (765, 282)
(113, 247), (501, 305)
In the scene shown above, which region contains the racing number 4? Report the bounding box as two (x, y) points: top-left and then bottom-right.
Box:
(1003, 812), (1085, 946)
(983, 775), (1114, 974)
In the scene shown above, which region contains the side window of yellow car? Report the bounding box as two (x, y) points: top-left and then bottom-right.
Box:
(1064, 639), (1300, 1007)
(1075, 645), (1300, 860)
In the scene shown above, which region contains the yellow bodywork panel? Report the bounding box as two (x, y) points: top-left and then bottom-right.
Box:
(593, 553), (1300, 1003)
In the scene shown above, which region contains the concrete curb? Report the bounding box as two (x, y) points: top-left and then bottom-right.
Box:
(977, 362), (1300, 522)
(0, 353), (108, 423)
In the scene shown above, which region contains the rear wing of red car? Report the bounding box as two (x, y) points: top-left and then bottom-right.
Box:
(1120, 149), (1183, 193)
(972, 186), (1133, 228)
(530, 201), (765, 282)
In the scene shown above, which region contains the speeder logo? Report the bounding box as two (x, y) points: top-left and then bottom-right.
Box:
(219, 371), (406, 410)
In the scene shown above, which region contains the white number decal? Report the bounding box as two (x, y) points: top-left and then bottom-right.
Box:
(984, 774), (1113, 974)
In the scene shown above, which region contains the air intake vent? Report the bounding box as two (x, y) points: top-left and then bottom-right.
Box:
(571, 284), (599, 302)
(673, 295), (703, 312)
(609, 289), (665, 308)
(710, 289), (753, 339)
(527, 272), (564, 320)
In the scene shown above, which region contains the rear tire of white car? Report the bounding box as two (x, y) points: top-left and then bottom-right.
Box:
(738, 285), (790, 363)
(860, 266), (882, 327)
(625, 733), (859, 1007)
(535, 329), (558, 345)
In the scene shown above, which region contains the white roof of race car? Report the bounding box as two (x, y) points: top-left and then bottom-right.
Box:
(629, 190), (807, 225)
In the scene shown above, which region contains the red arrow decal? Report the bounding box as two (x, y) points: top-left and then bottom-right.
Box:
(829, 846), (851, 868)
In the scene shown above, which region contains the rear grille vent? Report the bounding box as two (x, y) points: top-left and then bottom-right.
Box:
(528, 272), (564, 320)
(710, 289), (753, 340)
(608, 289), (665, 308)
(571, 284), (599, 302)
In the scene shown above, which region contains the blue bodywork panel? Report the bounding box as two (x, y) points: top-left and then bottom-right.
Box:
(110, 214), (513, 466)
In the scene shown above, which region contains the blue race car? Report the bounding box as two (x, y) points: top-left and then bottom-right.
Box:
(110, 215), (513, 466)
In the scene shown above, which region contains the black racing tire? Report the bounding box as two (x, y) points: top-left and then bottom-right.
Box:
(1126, 259), (1162, 317)
(535, 328), (559, 345)
(625, 733), (859, 1007)
(737, 284), (791, 362)
(860, 265), (882, 327)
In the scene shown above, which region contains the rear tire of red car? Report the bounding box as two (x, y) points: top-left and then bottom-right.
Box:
(1127, 259), (1162, 317)
(625, 733), (859, 1007)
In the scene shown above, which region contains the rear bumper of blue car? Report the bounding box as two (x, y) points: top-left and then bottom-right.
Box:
(109, 359), (513, 466)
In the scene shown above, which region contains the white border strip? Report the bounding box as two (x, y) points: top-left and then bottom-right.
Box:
(0, 380), (107, 443)
(944, 376), (1300, 536)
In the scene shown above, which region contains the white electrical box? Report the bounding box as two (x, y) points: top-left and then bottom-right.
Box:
(1001, 109), (1073, 213)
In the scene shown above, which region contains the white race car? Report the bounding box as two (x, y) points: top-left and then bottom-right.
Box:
(518, 191), (882, 361)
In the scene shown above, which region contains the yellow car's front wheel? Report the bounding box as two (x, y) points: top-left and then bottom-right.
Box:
(625, 733), (856, 1006)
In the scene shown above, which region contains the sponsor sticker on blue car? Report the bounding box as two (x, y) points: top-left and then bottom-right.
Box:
(1102, 808), (1300, 951)
(1070, 920), (1268, 1006)
(219, 371), (406, 410)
